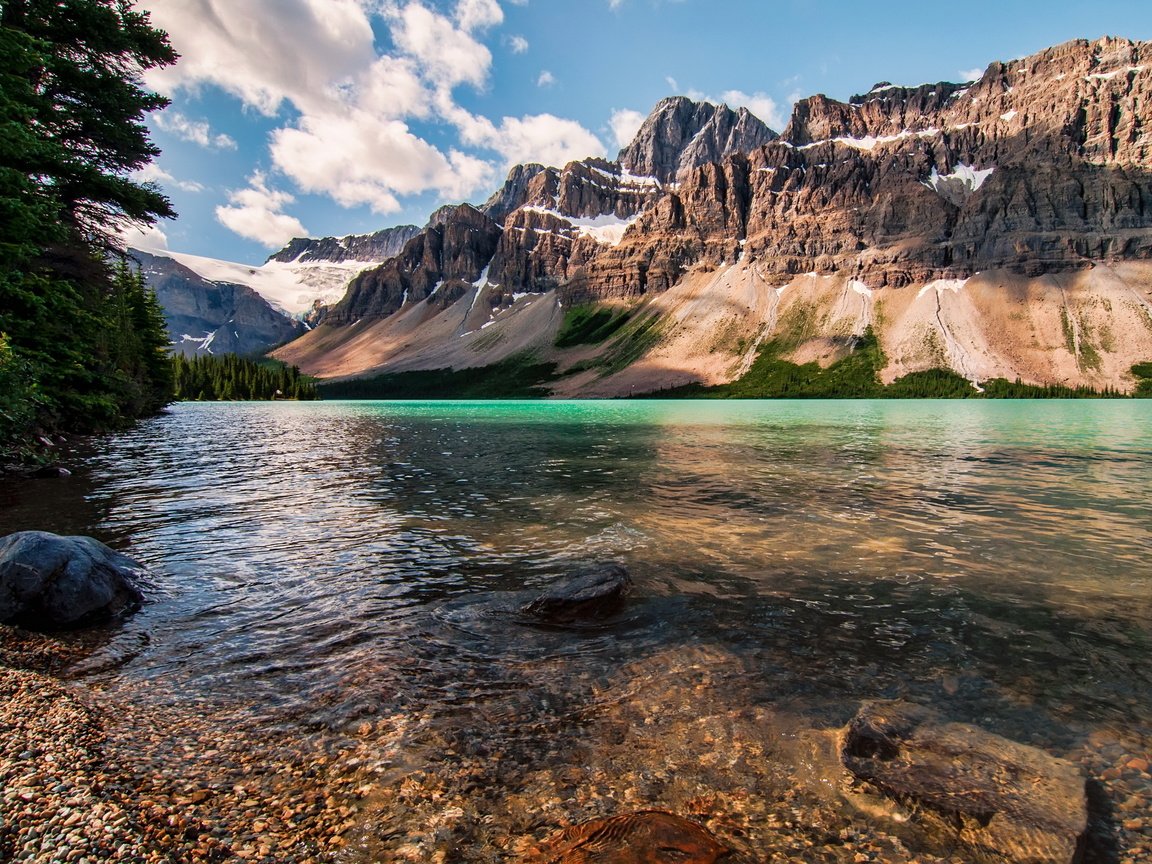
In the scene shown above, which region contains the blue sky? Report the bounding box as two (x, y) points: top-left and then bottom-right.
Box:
(127, 0), (1152, 265)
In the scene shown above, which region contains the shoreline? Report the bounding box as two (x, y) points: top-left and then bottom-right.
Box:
(3, 626), (1150, 864)
(0, 628), (363, 863)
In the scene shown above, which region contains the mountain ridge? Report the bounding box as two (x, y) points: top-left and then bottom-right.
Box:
(145, 36), (1152, 394)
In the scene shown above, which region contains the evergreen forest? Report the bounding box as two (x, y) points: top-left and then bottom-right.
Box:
(173, 355), (318, 402)
(0, 0), (177, 464)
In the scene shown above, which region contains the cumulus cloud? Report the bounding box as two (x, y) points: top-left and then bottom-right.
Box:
(131, 162), (205, 193)
(215, 173), (308, 247)
(153, 111), (236, 150)
(455, 0), (503, 32)
(139, 0), (606, 229)
(390, 1), (492, 89)
(960, 67), (985, 82)
(271, 112), (494, 212)
(119, 220), (169, 251)
(143, 0), (376, 116)
(536, 70), (556, 87)
(453, 110), (604, 169)
(608, 109), (646, 148)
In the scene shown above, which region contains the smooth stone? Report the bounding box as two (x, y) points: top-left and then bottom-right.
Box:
(0, 531), (148, 630)
(520, 563), (632, 623)
(840, 700), (1088, 864)
(531, 810), (729, 864)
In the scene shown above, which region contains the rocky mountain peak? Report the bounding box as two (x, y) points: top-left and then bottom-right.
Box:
(617, 96), (777, 181)
(482, 163), (554, 222)
(266, 225), (419, 265)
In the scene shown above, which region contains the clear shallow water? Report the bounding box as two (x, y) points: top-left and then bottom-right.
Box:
(3, 399), (1152, 856)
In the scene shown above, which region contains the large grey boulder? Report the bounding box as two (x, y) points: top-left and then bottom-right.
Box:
(521, 563), (632, 624)
(0, 531), (148, 629)
(841, 700), (1087, 863)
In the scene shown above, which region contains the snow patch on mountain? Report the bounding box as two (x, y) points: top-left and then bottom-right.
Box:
(140, 246), (372, 316)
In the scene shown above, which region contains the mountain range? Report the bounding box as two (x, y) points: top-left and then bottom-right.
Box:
(138, 37), (1152, 394)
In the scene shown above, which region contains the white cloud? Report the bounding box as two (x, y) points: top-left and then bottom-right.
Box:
(455, 0), (503, 32)
(454, 111), (604, 169)
(131, 162), (205, 193)
(609, 108), (646, 148)
(665, 75), (680, 93)
(536, 70), (556, 88)
(960, 67), (985, 82)
(357, 55), (434, 120)
(119, 220), (169, 251)
(142, 0), (376, 116)
(215, 173), (308, 247)
(390, 2), (492, 89)
(153, 111), (236, 150)
(140, 0), (607, 231)
(271, 112), (494, 212)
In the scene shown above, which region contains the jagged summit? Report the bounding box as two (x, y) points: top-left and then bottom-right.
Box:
(267, 225), (419, 266)
(616, 96), (777, 181)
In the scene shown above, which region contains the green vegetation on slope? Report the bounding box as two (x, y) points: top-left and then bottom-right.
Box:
(174, 355), (318, 402)
(0, 1), (178, 463)
(654, 328), (1120, 399)
(318, 325), (1151, 401)
(1130, 362), (1152, 397)
(661, 328), (887, 398)
(554, 305), (632, 348)
(318, 354), (559, 399)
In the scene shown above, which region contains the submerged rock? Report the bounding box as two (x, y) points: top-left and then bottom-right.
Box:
(529, 810), (729, 864)
(840, 700), (1087, 864)
(0, 531), (148, 630)
(521, 563), (632, 624)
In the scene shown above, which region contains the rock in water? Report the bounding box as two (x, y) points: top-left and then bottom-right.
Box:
(841, 701), (1087, 863)
(529, 810), (729, 864)
(0, 531), (148, 629)
(521, 563), (632, 623)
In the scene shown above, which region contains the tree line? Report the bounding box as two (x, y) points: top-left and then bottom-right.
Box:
(1, 0), (179, 464)
(174, 355), (317, 402)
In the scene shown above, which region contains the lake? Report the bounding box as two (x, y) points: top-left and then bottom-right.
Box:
(2, 399), (1150, 861)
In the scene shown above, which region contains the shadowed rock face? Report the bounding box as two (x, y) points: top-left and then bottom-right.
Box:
(0, 532), (148, 630)
(527, 810), (729, 864)
(133, 250), (306, 357)
(841, 701), (1088, 864)
(324, 204), (503, 326)
(267, 225), (420, 265)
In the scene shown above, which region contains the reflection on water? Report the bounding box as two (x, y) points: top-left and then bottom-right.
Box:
(2, 399), (1151, 859)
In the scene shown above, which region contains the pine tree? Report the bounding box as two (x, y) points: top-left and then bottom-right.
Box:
(0, 0), (178, 458)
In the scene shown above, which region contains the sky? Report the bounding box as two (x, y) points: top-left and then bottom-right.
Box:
(125, 0), (1152, 265)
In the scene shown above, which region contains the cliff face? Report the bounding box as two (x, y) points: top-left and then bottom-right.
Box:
(586, 37), (1152, 299)
(275, 37), (1152, 394)
(616, 97), (777, 181)
(267, 225), (420, 266)
(134, 250), (306, 357)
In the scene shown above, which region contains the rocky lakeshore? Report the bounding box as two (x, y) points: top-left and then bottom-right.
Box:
(3, 625), (1151, 864)
(0, 628), (370, 862)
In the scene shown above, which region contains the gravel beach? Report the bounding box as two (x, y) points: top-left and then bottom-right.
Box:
(2, 627), (1150, 864)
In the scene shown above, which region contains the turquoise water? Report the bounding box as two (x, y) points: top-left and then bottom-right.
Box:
(2, 399), (1150, 858)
